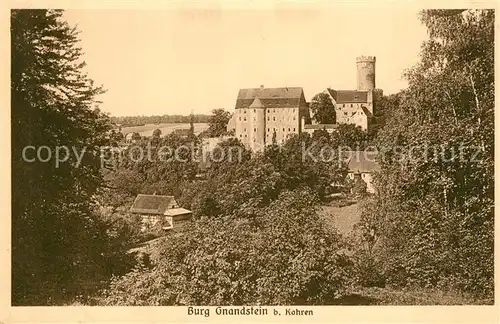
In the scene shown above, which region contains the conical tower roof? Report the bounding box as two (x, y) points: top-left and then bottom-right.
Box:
(249, 97), (265, 108)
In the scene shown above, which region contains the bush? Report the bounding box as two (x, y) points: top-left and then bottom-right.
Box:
(352, 250), (386, 288)
(97, 189), (353, 305)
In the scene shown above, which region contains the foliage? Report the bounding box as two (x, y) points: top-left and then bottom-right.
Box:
(331, 124), (369, 150)
(359, 9), (494, 298)
(205, 108), (232, 137)
(99, 168), (144, 212)
(349, 198), (387, 288)
(180, 132), (346, 219)
(98, 189), (353, 305)
(11, 9), (133, 305)
(96, 131), (353, 305)
(309, 92), (336, 124)
(189, 112), (195, 134)
(369, 93), (400, 138)
(351, 176), (367, 197)
(152, 128), (162, 138)
(348, 286), (492, 305)
(111, 114), (210, 127)
(101, 132), (201, 206)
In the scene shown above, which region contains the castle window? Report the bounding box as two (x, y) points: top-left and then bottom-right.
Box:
(273, 117), (275, 121)
(293, 117), (296, 120)
(253, 138), (256, 142)
(293, 128), (296, 132)
(283, 128), (285, 132)
(245, 134), (247, 137)
(344, 112), (348, 116)
(267, 110), (270, 113)
(254, 128), (256, 132)
(351, 104), (353, 107)
(239, 134), (242, 138)
(244, 128), (246, 132)
(267, 117), (270, 121)
(273, 109), (275, 113)
(239, 117), (241, 121)
(244, 117), (246, 121)
(253, 109), (256, 113)
(267, 128), (270, 132)
(244, 110), (246, 113)
(293, 109), (295, 113)
(288, 128), (290, 131)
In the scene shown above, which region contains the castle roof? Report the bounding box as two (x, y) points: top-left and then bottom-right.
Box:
(235, 87), (305, 109)
(249, 97), (265, 108)
(327, 89), (368, 104)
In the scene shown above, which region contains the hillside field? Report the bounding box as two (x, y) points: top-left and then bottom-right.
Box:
(121, 123), (209, 137)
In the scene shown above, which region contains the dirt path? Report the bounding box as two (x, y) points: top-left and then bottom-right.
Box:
(318, 202), (361, 235)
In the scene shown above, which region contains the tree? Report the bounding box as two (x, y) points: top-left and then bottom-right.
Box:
(152, 128), (162, 138)
(98, 189), (352, 305)
(206, 108), (231, 137)
(331, 124), (369, 150)
(309, 92), (336, 124)
(111, 114), (211, 127)
(177, 132), (343, 220)
(351, 175), (367, 197)
(99, 169), (144, 212)
(131, 132), (141, 141)
(367, 9), (494, 298)
(189, 111), (195, 134)
(11, 9), (119, 304)
(369, 93), (400, 139)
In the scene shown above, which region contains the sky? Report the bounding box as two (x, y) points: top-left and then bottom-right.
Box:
(64, 6), (429, 117)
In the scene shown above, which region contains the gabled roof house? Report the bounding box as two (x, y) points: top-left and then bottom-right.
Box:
(130, 194), (192, 231)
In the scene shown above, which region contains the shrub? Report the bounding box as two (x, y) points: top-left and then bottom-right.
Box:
(98, 189), (353, 305)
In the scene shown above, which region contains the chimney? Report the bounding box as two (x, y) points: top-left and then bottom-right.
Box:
(260, 85), (264, 89)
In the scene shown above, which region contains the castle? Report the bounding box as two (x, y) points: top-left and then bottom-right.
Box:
(329, 56), (377, 131)
(226, 56), (380, 151)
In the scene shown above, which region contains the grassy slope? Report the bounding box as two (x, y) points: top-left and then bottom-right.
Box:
(121, 123), (209, 136)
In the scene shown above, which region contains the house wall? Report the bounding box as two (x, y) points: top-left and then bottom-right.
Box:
(234, 107), (302, 150)
(172, 213), (192, 222)
(264, 108), (301, 145)
(302, 127), (337, 136)
(347, 172), (376, 193)
(141, 214), (163, 231)
(335, 103), (369, 131)
(140, 213), (192, 231)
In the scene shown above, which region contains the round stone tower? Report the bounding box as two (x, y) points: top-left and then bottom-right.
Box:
(248, 97), (266, 151)
(356, 56), (376, 91)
